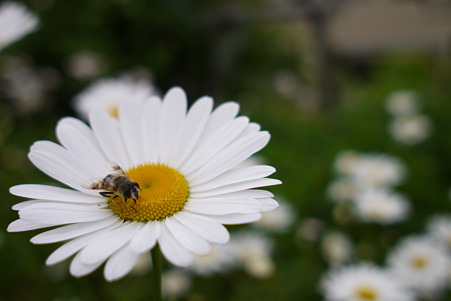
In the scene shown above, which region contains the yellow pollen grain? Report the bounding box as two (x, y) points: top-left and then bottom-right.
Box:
(107, 164), (189, 222)
(107, 105), (119, 119)
(410, 254), (428, 270)
(355, 286), (378, 300)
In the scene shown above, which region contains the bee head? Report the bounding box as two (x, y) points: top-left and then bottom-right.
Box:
(124, 182), (140, 200)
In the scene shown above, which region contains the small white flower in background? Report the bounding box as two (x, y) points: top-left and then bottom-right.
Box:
(327, 178), (362, 204)
(333, 150), (362, 176)
(72, 76), (158, 120)
(321, 263), (414, 301)
(230, 231), (274, 278)
(389, 114), (432, 145)
(387, 235), (451, 297)
(256, 198), (294, 232)
(296, 217), (325, 242)
(349, 154), (405, 188)
(0, 2), (38, 52)
(66, 51), (104, 80)
(162, 270), (191, 299)
(385, 90), (419, 116)
(7, 87), (280, 281)
(352, 188), (410, 225)
(272, 69), (300, 100)
(187, 244), (236, 276)
(426, 214), (451, 250)
(129, 253), (151, 276)
(320, 231), (353, 266)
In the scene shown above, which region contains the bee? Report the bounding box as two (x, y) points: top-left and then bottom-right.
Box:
(90, 164), (140, 204)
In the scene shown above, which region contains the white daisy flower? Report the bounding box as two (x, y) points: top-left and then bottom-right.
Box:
(426, 214), (451, 250)
(255, 198), (294, 232)
(385, 90), (419, 116)
(320, 231), (353, 266)
(349, 154), (405, 188)
(327, 178), (362, 204)
(333, 150), (362, 176)
(352, 189), (410, 225)
(321, 263), (414, 301)
(296, 218), (325, 242)
(162, 270), (191, 299)
(0, 2), (38, 51)
(389, 114), (432, 145)
(188, 243), (236, 276)
(230, 231), (274, 278)
(72, 76), (158, 120)
(66, 51), (104, 80)
(387, 235), (451, 296)
(7, 87), (281, 281)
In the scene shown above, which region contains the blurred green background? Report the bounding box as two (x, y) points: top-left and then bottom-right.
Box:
(1, 0), (451, 300)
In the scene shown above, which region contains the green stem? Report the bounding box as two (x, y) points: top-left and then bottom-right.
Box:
(151, 246), (163, 301)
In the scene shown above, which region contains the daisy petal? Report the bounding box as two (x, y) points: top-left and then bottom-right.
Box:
(174, 211), (229, 244)
(104, 244), (141, 282)
(179, 117), (249, 174)
(46, 222), (122, 266)
(142, 97), (162, 163)
(172, 96), (213, 168)
(259, 198), (279, 212)
(191, 165), (276, 192)
(10, 184), (102, 203)
(119, 100), (145, 166)
(29, 142), (95, 194)
(239, 122), (261, 137)
(190, 178), (281, 198)
(7, 219), (55, 232)
(78, 222), (140, 265)
(56, 117), (109, 177)
(70, 252), (104, 278)
(129, 222), (161, 253)
(199, 101), (240, 141)
(185, 197), (261, 215)
(159, 87), (187, 166)
(19, 203), (113, 225)
(207, 213), (262, 225)
(158, 223), (194, 267)
(165, 217), (212, 255)
(30, 216), (119, 244)
(187, 131), (270, 185)
(89, 108), (131, 169)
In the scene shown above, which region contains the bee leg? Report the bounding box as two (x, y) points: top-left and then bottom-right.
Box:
(100, 191), (114, 198)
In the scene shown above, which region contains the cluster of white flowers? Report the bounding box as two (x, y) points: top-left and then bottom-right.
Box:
(321, 232), (451, 300)
(327, 151), (409, 225)
(385, 90), (432, 145)
(0, 55), (58, 114)
(321, 95), (451, 300)
(187, 230), (275, 279)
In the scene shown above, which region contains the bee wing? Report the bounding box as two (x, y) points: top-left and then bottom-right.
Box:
(109, 162), (126, 175)
(82, 178), (104, 190)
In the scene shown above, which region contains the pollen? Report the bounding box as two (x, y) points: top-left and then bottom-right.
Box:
(410, 254), (428, 270)
(107, 164), (189, 222)
(107, 105), (119, 118)
(355, 286), (378, 300)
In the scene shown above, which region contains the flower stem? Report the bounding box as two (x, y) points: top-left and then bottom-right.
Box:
(151, 246), (163, 301)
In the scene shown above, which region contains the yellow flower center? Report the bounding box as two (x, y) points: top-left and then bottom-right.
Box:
(355, 286), (378, 300)
(107, 104), (119, 118)
(410, 254), (428, 270)
(107, 164), (189, 222)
